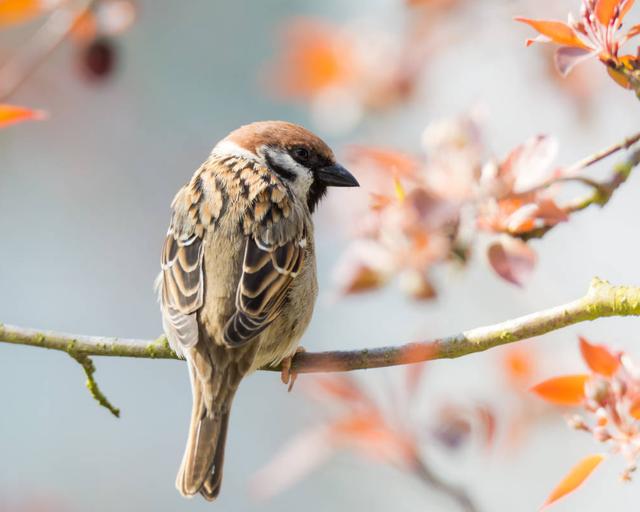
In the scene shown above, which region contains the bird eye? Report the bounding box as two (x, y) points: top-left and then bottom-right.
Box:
(292, 147), (310, 162)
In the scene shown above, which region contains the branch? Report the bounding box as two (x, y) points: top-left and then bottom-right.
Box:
(68, 351), (120, 417)
(2, 278), (640, 375)
(519, 145), (640, 241)
(562, 131), (640, 175)
(411, 455), (478, 512)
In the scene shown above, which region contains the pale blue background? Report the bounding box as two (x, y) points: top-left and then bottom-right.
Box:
(1, 1), (640, 511)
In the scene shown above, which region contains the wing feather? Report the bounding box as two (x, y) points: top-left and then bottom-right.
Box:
(158, 185), (206, 356)
(223, 229), (305, 347)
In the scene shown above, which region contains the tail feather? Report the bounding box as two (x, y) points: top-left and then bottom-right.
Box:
(176, 361), (231, 499)
(199, 411), (230, 501)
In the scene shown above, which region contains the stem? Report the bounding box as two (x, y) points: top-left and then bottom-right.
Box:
(562, 132), (640, 175)
(519, 147), (640, 241)
(411, 455), (479, 512)
(68, 351), (120, 417)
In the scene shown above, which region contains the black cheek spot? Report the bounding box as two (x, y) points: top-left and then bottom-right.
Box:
(265, 152), (296, 182)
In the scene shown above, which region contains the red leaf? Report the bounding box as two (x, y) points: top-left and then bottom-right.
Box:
(579, 337), (619, 377)
(487, 237), (537, 286)
(530, 374), (589, 406)
(514, 18), (590, 49)
(0, 104), (46, 128)
(542, 454), (604, 509)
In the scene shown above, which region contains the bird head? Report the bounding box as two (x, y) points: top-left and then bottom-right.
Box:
(213, 121), (359, 212)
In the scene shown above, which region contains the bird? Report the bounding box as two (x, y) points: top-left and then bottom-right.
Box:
(156, 120), (359, 501)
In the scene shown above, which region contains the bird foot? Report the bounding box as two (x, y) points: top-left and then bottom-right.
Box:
(280, 346), (306, 392)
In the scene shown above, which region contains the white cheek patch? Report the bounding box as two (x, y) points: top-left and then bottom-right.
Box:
(211, 139), (264, 165)
(262, 147), (314, 198)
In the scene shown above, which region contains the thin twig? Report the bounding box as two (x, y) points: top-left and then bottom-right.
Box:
(68, 351), (120, 417)
(0, 0), (97, 101)
(411, 455), (478, 512)
(519, 147), (640, 241)
(562, 131), (640, 175)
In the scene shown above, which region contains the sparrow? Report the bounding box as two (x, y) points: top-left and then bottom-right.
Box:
(157, 121), (359, 500)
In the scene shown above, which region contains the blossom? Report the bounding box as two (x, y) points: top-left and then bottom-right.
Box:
(532, 337), (640, 487)
(516, 0), (640, 82)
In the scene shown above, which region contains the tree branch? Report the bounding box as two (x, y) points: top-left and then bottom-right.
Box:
(2, 277), (639, 373)
(1, 278), (639, 413)
(519, 146), (640, 241)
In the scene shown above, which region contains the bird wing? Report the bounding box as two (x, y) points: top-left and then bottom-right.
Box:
(158, 182), (206, 354)
(223, 191), (306, 347)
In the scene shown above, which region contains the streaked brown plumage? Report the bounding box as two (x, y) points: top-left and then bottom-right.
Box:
(157, 121), (358, 500)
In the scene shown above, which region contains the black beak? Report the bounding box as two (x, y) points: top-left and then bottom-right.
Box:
(315, 163), (359, 187)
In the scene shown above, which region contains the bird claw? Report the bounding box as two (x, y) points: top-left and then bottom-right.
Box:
(280, 346), (306, 392)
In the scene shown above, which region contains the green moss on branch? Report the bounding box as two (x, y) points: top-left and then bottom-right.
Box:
(2, 278), (640, 414)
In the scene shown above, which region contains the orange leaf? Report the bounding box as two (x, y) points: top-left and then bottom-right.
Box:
(0, 104), (46, 128)
(369, 192), (393, 211)
(629, 397), (640, 420)
(271, 18), (355, 97)
(332, 413), (417, 465)
(514, 18), (590, 49)
(579, 337), (619, 377)
(503, 345), (536, 386)
(0, 0), (56, 26)
(620, 0), (636, 21)
(595, 0), (623, 25)
(626, 23), (640, 40)
(347, 145), (420, 179)
(542, 454), (604, 509)
(530, 374), (588, 405)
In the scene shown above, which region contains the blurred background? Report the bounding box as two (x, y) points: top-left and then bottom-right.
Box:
(1, 0), (640, 510)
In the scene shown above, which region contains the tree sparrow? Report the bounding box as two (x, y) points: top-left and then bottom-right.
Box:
(157, 121), (359, 500)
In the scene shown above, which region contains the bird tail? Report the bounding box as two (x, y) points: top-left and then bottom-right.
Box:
(176, 359), (232, 501)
